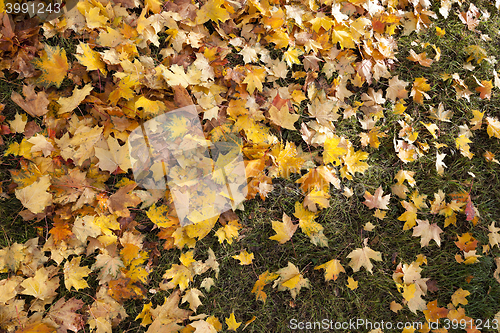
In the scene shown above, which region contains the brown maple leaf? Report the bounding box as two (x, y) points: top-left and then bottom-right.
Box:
(10, 84), (50, 117)
(108, 183), (142, 217)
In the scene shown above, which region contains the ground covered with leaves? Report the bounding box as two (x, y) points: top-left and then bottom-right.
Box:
(1, 0), (500, 332)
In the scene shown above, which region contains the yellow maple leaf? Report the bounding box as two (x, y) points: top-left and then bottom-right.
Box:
(309, 15), (334, 33)
(303, 188), (330, 212)
(20, 266), (59, 300)
(268, 104), (300, 130)
(269, 213), (298, 244)
(145, 0), (162, 13)
(15, 175), (52, 214)
(163, 264), (192, 290)
(363, 186), (391, 210)
(264, 29), (290, 49)
(85, 6), (109, 29)
(274, 262), (310, 299)
(232, 250), (254, 265)
(294, 201), (324, 237)
(251, 270), (279, 303)
(108, 75), (138, 105)
(435, 26), (446, 36)
(225, 312), (241, 331)
(470, 109), (484, 130)
(32, 44), (69, 88)
(161, 64), (195, 88)
(346, 276), (358, 290)
(75, 43), (107, 75)
(394, 169), (416, 187)
(196, 0), (230, 24)
(398, 200), (418, 230)
(331, 25), (356, 49)
(314, 259), (345, 281)
(243, 66), (266, 94)
(146, 203), (179, 228)
(270, 141), (304, 178)
(135, 302), (153, 326)
(323, 135), (347, 166)
(9, 113), (27, 133)
(402, 283), (416, 301)
(347, 239), (382, 274)
(57, 84), (94, 114)
(179, 250), (196, 268)
(63, 256), (91, 291)
(451, 288), (470, 306)
(215, 220), (241, 244)
(149, 290), (192, 327)
(343, 147), (369, 176)
(181, 288), (204, 312)
(486, 116), (500, 139)
(410, 77), (431, 104)
(93, 214), (121, 236)
(94, 135), (132, 173)
(283, 47), (303, 67)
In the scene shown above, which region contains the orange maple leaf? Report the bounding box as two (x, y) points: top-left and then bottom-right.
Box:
(32, 44), (69, 88)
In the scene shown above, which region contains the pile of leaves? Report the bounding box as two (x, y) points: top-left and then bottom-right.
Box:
(1, 0), (500, 331)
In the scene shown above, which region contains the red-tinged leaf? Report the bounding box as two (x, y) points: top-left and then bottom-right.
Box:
(465, 195), (475, 221)
(45, 297), (85, 333)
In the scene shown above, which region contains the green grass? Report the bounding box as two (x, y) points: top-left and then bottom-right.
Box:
(1, 0), (500, 332)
